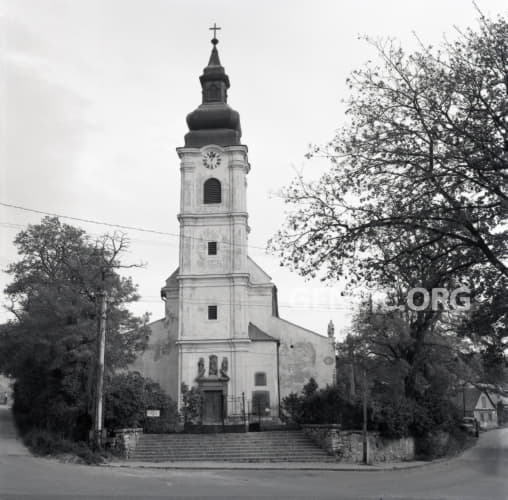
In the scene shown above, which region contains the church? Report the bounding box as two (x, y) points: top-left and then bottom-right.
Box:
(132, 32), (336, 425)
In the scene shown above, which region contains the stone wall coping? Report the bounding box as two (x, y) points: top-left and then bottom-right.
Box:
(113, 428), (143, 434)
(301, 424), (342, 430)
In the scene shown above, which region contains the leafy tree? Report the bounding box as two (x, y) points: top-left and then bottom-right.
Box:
(459, 271), (508, 385)
(270, 13), (507, 417)
(105, 372), (177, 433)
(271, 14), (507, 285)
(338, 300), (473, 438)
(0, 217), (149, 439)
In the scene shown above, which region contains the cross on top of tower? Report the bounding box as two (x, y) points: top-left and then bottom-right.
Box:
(209, 23), (221, 45)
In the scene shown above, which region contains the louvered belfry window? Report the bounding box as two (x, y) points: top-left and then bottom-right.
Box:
(208, 305), (218, 320)
(208, 241), (217, 255)
(204, 178), (221, 204)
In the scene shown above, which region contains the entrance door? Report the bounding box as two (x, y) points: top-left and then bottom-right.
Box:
(203, 391), (223, 424)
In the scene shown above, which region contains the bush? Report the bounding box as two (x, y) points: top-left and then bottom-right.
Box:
(22, 429), (104, 465)
(180, 383), (203, 425)
(415, 426), (474, 459)
(372, 396), (415, 438)
(281, 379), (363, 428)
(104, 372), (177, 433)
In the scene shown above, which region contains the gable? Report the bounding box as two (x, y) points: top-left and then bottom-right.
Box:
(475, 392), (496, 411)
(248, 322), (277, 342)
(247, 256), (272, 284)
(165, 267), (179, 287)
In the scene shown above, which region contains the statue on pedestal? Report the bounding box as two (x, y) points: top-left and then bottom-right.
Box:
(220, 357), (228, 378)
(197, 357), (205, 379)
(209, 355), (218, 376)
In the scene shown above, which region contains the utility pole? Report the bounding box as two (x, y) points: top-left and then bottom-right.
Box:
(93, 290), (107, 449)
(362, 367), (368, 465)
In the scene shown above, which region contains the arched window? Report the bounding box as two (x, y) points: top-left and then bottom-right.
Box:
(204, 178), (221, 204)
(207, 84), (220, 101)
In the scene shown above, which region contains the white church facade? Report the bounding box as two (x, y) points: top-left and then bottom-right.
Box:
(132, 35), (335, 424)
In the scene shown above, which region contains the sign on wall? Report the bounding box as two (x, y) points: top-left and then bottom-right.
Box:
(146, 409), (160, 418)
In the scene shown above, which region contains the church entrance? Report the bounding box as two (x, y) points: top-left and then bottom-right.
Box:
(202, 390), (223, 424)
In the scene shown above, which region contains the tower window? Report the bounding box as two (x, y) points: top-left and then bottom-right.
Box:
(204, 178), (221, 204)
(208, 305), (218, 320)
(206, 84), (220, 101)
(255, 372), (267, 386)
(208, 242), (217, 255)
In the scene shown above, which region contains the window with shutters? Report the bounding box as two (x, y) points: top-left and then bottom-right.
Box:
(208, 241), (217, 255)
(254, 372), (266, 386)
(204, 178), (221, 204)
(251, 391), (270, 416)
(208, 305), (217, 320)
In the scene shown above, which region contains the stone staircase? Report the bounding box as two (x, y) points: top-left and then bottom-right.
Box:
(129, 430), (335, 462)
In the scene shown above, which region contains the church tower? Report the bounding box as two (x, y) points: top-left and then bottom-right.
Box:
(135, 30), (336, 427)
(171, 33), (254, 422)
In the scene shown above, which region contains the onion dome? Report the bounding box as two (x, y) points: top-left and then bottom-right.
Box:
(184, 35), (242, 147)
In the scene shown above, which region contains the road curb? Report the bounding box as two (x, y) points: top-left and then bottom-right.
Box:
(102, 459), (443, 472)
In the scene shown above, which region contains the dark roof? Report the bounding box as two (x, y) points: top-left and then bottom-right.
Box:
(248, 323), (277, 342)
(184, 41), (241, 147)
(456, 387), (496, 413)
(462, 388), (482, 412)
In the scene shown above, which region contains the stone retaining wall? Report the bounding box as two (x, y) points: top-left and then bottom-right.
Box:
(112, 428), (143, 458)
(302, 425), (415, 463)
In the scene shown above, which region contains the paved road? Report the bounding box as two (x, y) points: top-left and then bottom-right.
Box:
(0, 406), (506, 499)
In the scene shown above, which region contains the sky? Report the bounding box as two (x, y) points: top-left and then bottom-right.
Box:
(1, 0), (507, 338)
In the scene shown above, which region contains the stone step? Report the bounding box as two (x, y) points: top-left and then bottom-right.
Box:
(129, 457), (336, 463)
(128, 430), (332, 462)
(131, 449), (328, 455)
(129, 455), (335, 462)
(133, 447), (322, 454)
(132, 453), (327, 459)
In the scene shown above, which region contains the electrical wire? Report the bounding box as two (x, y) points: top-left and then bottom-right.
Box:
(0, 202), (269, 251)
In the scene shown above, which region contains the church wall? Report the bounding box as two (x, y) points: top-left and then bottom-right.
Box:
(129, 296), (179, 402)
(179, 340), (278, 417)
(179, 342), (240, 406)
(267, 317), (335, 398)
(246, 279), (335, 398)
(247, 285), (274, 317)
(179, 277), (249, 340)
(238, 341), (279, 416)
(180, 220), (247, 276)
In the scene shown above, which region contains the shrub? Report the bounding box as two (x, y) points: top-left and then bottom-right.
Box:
(180, 383), (203, 425)
(22, 429), (104, 464)
(104, 372), (177, 433)
(281, 380), (363, 428)
(372, 396), (414, 438)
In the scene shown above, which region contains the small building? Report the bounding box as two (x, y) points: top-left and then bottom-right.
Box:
(130, 35), (336, 425)
(456, 387), (498, 430)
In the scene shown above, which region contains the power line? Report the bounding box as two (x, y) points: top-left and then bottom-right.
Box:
(0, 202), (269, 252)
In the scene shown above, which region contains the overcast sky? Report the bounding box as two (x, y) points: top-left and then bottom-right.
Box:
(1, 0), (507, 337)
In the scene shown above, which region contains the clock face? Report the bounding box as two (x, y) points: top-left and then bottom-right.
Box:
(202, 151), (222, 169)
